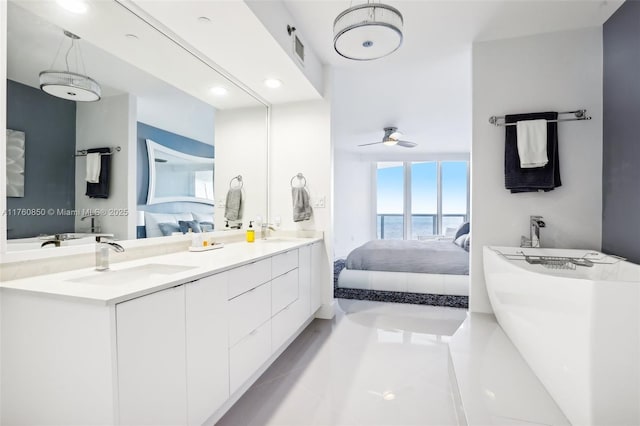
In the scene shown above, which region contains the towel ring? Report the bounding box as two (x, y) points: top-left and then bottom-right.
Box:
(290, 173), (306, 188)
(229, 175), (243, 189)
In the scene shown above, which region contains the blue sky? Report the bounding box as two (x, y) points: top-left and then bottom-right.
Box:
(377, 162), (467, 214)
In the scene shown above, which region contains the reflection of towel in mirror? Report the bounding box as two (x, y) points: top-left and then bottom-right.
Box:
(292, 187), (312, 222)
(86, 148), (111, 198)
(86, 153), (101, 183)
(225, 188), (243, 221)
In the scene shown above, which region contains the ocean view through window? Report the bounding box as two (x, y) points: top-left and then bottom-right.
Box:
(376, 161), (468, 240)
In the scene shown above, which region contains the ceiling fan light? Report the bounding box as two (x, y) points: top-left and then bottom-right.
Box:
(383, 139), (398, 146)
(333, 3), (403, 61)
(389, 131), (402, 140)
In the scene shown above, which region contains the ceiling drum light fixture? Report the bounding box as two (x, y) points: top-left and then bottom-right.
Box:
(39, 30), (101, 102)
(333, 1), (403, 61)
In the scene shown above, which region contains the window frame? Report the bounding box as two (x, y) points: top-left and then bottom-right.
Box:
(373, 160), (470, 240)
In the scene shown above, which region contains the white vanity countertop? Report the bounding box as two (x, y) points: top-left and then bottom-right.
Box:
(0, 237), (322, 305)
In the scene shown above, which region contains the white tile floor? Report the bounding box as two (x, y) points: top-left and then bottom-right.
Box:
(218, 299), (468, 426)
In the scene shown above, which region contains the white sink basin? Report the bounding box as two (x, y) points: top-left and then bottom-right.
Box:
(68, 264), (196, 285)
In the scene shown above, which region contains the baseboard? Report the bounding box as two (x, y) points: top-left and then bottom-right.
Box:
(314, 300), (336, 319)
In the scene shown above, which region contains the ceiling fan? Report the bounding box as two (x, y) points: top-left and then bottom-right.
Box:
(358, 127), (417, 148)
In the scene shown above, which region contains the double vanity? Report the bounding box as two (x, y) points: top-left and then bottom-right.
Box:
(1, 236), (325, 425)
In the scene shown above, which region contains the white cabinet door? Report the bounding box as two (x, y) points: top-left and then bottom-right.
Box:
(271, 268), (299, 315)
(186, 274), (229, 426)
(311, 242), (324, 313)
(116, 285), (187, 426)
(228, 282), (271, 347)
(229, 320), (271, 394)
(271, 249), (298, 278)
(298, 244), (312, 316)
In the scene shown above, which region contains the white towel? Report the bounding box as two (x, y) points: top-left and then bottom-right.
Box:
(86, 153), (101, 183)
(516, 119), (548, 168)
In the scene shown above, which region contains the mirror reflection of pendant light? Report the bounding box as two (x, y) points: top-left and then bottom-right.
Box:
(39, 30), (101, 102)
(333, 1), (403, 61)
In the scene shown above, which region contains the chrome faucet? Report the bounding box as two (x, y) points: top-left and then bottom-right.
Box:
(260, 223), (276, 240)
(81, 214), (101, 233)
(521, 215), (546, 248)
(95, 236), (124, 271)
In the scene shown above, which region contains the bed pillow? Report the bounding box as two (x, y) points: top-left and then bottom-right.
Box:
(454, 222), (470, 240)
(178, 220), (202, 234)
(200, 222), (214, 232)
(464, 234), (471, 252)
(145, 212), (194, 238)
(158, 222), (180, 236)
(192, 212), (214, 224)
(454, 234), (468, 248)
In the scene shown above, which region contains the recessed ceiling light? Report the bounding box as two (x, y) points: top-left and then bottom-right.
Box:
(125, 34), (139, 40)
(210, 86), (228, 96)
(56, 0), (88, 14)
(382, 391), (396, 401)
(264, 78), (282, 89)
(197, 16), (211, 23)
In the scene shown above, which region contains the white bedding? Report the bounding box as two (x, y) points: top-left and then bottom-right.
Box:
(337, 269), (469, 296)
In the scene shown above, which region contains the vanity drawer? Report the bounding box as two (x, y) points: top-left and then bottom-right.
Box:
(271, 268), (298, 315)
(227, 258), (271, 299)
(272, 249), (298, 278)
(228, 282), (271, 347)
(229, 320), (271, 395)
(271, 298), (303, 353)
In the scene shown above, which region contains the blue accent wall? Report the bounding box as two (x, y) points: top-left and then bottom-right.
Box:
(136, 121), (214, 215)
(6, 79), (77, 239)
(602, 0), (640, 263)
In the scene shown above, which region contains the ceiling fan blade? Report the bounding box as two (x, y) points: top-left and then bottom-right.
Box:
(396, 140), (417, 148)
(358, 141), (383, 147)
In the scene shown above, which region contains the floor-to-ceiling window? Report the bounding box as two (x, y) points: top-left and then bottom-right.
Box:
(376, 161), (469, 240)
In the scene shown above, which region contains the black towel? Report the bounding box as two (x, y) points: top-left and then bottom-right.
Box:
(504, 112), (561, 193)
(85, 148), (111, 198)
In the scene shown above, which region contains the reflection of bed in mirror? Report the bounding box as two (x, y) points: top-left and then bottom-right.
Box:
(337, 230), (470, 297)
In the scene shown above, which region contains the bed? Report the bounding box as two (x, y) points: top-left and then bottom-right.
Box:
(337, 232), (470, 297)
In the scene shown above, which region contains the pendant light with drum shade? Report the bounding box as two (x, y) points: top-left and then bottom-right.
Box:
(333, 1), (403, 61)
(39, 30), (101, 102)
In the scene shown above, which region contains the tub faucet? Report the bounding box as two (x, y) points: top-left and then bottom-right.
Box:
(521, 215), (546, 248)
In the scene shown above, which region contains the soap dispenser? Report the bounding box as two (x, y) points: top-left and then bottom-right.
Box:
(246, 221), (255, 243)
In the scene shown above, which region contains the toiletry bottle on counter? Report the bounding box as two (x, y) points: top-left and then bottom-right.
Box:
(192, 233), (203, 248)
(246, 221), (255, 243)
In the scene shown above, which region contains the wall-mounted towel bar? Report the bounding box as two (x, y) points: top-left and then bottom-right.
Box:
(229, 175), (243, 189)
(489, 109), (591, 126)
(291, 173), (307, 188)
(74, 146), (121, 157)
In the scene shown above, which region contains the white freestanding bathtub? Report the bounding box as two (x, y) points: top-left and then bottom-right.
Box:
(483, 246), (640, 426)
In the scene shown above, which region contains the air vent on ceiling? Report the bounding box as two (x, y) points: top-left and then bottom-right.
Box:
(287, 25), (304, 67)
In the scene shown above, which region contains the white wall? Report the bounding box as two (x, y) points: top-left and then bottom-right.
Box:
(214, 106), (268, 230)
(471, 27), (603, 313)
(137, 95), (215, 146)
(269, 98), (333, 317)
(75, 94), (137, 240)
(333, 152), (374, 259)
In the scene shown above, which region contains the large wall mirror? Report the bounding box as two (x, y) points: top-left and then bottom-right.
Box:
(2, 0), (268, 256)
